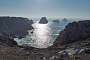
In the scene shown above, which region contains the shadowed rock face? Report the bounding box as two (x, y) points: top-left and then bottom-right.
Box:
(53, 20), (90, 47)
(0, 36), (17, 47)
(0, 16), (33, 39)
(39, 17), (48, 24)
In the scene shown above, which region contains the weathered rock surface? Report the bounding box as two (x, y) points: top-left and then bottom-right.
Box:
(0, 16), (33, 39)
(53, 20), (90, 47)
(39, 17), (48, 24)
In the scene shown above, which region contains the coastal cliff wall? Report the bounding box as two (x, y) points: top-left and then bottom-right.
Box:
(53, 20), (90, 47)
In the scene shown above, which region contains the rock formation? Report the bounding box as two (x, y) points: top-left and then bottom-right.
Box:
(53, 20), (90, 47)
(62, 18), (68, 22)
(0, 18), (90, 60)
(0, 16), (33, 39)
(39, 17), (48, 24)
(0, 35), (17, 47)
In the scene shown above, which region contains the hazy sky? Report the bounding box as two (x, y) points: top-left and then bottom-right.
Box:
(0, 0), (90, 18)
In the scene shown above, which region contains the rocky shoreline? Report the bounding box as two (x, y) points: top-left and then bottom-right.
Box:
(0, 19), (90, 60)
(53, 20), (90, 47)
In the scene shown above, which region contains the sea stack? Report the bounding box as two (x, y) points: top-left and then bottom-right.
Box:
(39, 17), (48, 24)
(61, 18), (68, 23)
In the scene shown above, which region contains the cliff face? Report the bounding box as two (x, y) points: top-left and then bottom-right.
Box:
(53, 20), (90, 47)
(0, 16), (33, 39)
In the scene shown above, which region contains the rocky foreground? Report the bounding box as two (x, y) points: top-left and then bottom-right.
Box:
(0, 20), (90, 60)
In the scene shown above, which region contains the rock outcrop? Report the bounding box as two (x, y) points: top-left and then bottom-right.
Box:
(0, 16), (33, 39)
(53, 20), (90, 47)
(39, 17), (48, 24)
(0, 36), (17, 47)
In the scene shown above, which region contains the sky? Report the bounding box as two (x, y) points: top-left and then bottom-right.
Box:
(0, 0), (90, 19)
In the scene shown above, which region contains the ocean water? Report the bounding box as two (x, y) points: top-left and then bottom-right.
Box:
(14, 20), (70, 48)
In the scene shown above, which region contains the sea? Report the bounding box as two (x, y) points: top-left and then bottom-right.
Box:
(14, 19), (72, 48)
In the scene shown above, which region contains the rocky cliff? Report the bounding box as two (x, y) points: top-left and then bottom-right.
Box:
(53, 20), (90, 47)
(0, 16), (33, 39)
(0, 19), (90, 60)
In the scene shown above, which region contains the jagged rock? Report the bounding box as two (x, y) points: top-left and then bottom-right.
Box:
(39, 17), (48, 24)
(0, 16), (34, 39)
(53, 20), (90, 47)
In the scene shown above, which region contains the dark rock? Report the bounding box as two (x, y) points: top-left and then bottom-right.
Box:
(39, 17), (48, 24)
(30, 19), (34, 24)
(0, 16), (34, 39)
(53, 20), (90, 47)
(0, 36), (17, 47)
